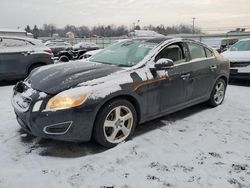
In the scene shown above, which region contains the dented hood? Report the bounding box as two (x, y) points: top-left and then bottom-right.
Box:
(28, 61), (122, 95)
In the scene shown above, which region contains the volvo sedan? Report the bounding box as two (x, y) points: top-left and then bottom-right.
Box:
(12, 38), (229, 148)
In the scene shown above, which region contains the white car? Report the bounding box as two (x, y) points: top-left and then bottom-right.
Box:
(81, 49), (103, 59)
(73, 42), (99, 51)
(222, 38), (250, 80)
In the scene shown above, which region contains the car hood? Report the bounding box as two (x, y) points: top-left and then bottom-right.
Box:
(222, 51), (250, 62)
(28, 61), (122, 95)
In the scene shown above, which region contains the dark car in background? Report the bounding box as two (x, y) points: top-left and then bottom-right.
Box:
(57, 42), (100, 62)
(0, 36), (54, 81)
(44, 40), (72, 57)
(202, 38), (238, 53)
(12, 38), (229, 148)
(222, 38), (250, 80)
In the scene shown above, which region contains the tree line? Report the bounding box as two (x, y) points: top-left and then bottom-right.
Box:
(25, 24), (202, 38)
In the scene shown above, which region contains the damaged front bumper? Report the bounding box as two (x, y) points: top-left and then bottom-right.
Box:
(11, 81), (96, 142)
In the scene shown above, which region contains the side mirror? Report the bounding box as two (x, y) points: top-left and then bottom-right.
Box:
(155, 58), (174, 70)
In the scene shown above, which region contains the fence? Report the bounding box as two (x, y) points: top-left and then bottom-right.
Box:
(43, 32), (250, 48)
(63, 37), (126, 48)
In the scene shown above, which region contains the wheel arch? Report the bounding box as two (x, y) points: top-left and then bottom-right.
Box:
(93, 94), (142, 128)
(59, 52), (71, 59)
(219, 75), (228, 85)
(27, 62), (47, 75)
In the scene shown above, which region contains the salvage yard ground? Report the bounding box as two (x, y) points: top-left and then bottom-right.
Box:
(0, 82), (250, 188)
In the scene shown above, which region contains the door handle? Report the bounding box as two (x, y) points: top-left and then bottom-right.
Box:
(181, 73), (190, 80)
(210, 65), (217, 71)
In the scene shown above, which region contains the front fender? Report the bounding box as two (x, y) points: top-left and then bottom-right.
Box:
(92, 89), (143, 123)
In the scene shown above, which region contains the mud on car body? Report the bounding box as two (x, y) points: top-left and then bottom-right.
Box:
(12, 37), (230, 148)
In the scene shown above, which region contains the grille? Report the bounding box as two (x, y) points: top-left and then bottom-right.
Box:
(230, 62), (250, 68)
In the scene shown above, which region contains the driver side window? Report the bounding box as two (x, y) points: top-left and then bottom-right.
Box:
(155, 43), (186, 64)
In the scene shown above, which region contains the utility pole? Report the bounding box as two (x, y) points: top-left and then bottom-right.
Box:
(192, 17), (196, 34)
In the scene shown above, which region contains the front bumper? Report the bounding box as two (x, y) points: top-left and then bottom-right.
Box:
(230, 68), (250, 80)
(12, 82), (96, 142)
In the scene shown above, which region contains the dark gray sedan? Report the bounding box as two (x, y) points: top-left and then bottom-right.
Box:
(12, 38), (229, 148)
(0, 36), (54, 81)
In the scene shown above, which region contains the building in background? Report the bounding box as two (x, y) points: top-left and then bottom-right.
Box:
(0, 29), (27, 37)
(66, 32), (75, 38)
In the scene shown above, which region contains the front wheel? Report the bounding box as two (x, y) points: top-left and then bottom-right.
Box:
(93, 99), (137, 148)
(208, 78), (227, 107)
(59, 55), (69, 62)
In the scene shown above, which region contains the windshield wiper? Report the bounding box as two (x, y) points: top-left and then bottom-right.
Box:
(116, 64), (132, 67)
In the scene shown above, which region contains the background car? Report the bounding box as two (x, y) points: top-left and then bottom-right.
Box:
(222, 38), (250, 80)
(0, 36), (54, 81)
(202, 38), (238, 53)
(57, 49), (88, 62)
(12, 38), (229, 148)
(72, 42), (100, 51)
(57, 42), (101, 62)
(44, 40), (72, 57)
(81, 49), (103, 59)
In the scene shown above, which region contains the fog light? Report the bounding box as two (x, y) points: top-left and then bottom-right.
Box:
(43, 121), (72, 135)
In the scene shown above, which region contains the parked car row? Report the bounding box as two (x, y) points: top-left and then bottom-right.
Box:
(1, 35), (249, 148)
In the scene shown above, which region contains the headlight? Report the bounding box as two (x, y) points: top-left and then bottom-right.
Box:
(45, 92), (88, 111)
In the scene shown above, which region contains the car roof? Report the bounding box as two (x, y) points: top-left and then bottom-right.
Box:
(128, 37), (200, 43)
(0, 35), (43, 45)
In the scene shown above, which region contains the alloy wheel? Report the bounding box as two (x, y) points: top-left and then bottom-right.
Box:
(213, 81), (225, 105)
(103, 106), (133, 144)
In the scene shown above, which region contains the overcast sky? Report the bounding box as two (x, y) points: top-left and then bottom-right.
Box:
(1, 0), (250, 32)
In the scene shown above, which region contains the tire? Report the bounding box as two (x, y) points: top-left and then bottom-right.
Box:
(93, 99), (137, 148)
(208, 78), (227, 107)
(59, 55), (69, 62)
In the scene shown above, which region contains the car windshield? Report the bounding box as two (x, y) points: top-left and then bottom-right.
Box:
(90, 40), (158, 67)
(230, 41), (250, 51)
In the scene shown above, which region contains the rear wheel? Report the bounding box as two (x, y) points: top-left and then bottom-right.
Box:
(208, 78), (226, 107)
(93, 99), (137, 148)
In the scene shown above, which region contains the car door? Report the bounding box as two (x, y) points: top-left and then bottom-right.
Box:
(146, 42), (194, 115)
(0, 38), (33, 78)
(185, 42), (217, 101)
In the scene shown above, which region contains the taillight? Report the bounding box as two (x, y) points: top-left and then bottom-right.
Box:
(44, 49), (53, 56)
